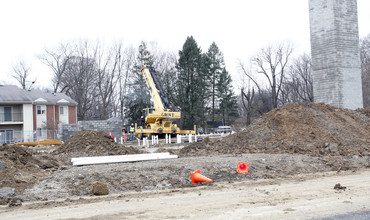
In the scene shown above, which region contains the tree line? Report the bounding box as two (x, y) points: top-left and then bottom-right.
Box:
(10, 34), (370, 129)
(23, 37), (238, 130)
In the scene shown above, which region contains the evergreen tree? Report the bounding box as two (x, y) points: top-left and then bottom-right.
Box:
(175, 36), (204, 129)
(125, 41), (153, 123)
(217, 68), (239, 125)
(205, 42), (225, 128)
(198, 54), (211, 130)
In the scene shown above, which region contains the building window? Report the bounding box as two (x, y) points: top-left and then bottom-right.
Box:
(0, 106), (12, 122)
(37, 105), (45, 115)
(60, 106), (64, 115)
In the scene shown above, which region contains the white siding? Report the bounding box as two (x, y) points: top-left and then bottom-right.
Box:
(23, 104), (33, 142)
(36, 105), (46, 128)
(59, 105), (69, 124)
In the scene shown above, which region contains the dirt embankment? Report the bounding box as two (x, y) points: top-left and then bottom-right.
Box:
(180, 103), (370, 157)
(0, 130), (142, 198)
(0, 145), (59, 194)
(53, 130), (142, 165)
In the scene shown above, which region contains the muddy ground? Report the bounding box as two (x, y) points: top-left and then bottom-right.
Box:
(0, 103), (369, 205)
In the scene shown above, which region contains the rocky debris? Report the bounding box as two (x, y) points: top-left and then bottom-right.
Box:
(92, 182), (109, 196)
(0, 187), (15, 200)
(180, 103), (370, 157)
(8, 197), (22, 207)
(0, 145), (58, 195)
(356, 106), (370, 117)
(0, 197), (10, 205)
(203, 137), (210, 144)
(53, 130), (142, 165)
(334, 183), (346, 190)
(179, 142), (207, 156)
(0, 160), (6, 170)
(0, 144), (59, 170)
(22, 153), (369, 201)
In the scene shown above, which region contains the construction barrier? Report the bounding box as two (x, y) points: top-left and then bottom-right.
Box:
(191, 169), (213, 184)
(237, 162), (250, 174)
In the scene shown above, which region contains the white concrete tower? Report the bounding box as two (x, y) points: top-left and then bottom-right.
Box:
(309, 0), (363, 109)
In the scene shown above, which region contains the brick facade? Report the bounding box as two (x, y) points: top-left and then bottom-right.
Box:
(46, 105), (55, 129)
(68, 106), (77, 124)
(55, 105), (60, 126)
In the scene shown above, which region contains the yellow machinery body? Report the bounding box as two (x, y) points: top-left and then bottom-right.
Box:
(134, 65), (196, 138)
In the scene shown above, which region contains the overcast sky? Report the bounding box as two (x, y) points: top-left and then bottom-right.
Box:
(1, 0), (369, 91)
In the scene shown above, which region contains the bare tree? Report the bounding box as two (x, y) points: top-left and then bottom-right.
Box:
(12, 60), (35, 90)
(240, 43), (293, 109)
(240, 86), (255, 125)
(116, 45), (136, 121)
(239, 61), (270, 113)
(255, 43), (293, 108)
(280, 53), (313, 104)
(61, 40), (98, 120)
(95, 42), (123, 119)
(39, 43), (74, 93)
(112, 43), (131, 120)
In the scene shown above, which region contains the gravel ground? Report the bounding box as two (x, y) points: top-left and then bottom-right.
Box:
(23, 152), (369, 201)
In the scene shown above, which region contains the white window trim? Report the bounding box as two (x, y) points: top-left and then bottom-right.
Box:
(36, 105), (46, 115)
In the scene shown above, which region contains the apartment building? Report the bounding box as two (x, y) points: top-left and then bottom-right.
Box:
(0, 85), (77, 144)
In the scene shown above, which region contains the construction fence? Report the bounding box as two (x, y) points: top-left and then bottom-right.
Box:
(0, 129), (58, 145)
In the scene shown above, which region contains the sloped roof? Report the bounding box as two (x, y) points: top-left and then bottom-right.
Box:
(26, 89), (78, 105)
(0, 85), (77, 105)
(0, 85), (33, 103)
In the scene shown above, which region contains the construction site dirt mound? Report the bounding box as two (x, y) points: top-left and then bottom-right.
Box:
(0, 144), (58, 195)
(180, 103), (370, 157)
(53, 130), (142, 164)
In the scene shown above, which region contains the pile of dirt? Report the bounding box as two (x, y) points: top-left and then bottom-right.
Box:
(0, 144), (59, 195)
(53, 130), (142, 164)
(180, 103), (370, 157)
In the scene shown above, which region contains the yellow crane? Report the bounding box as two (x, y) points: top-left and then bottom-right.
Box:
(134, 64), (196, 139)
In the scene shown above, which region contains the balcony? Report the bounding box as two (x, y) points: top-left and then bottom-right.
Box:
(0, 113), (24, 124)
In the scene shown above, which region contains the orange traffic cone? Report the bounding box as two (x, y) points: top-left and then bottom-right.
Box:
(237, 162), (249, 174)
(191, 169), (213, 184)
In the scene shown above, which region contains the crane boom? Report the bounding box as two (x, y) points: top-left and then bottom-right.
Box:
(141, 65), (169, 110)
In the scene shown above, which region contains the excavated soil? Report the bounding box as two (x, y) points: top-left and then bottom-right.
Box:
(180, 103), (370, 157)
(0, 145), (59, 195)
(53, 130), (142, 165)
(1, 103), (369, 203)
